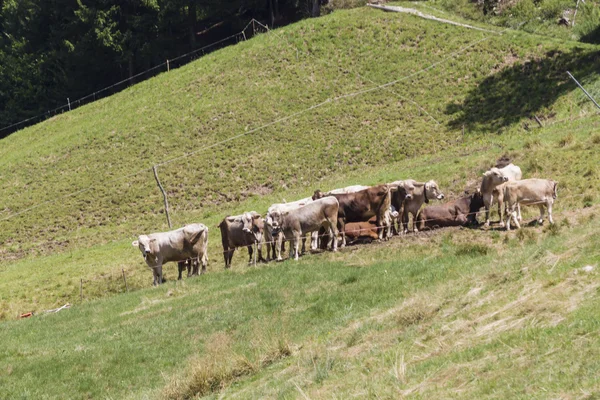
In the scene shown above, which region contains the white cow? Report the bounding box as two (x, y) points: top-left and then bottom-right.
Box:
(266, 197), (339, 261)
(265, 197), (314, 259)
(132, 224), (209, 286)
(480, 163), (522, 227)
(504, 179), (557, 230)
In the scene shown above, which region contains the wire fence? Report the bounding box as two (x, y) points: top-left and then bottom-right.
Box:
(67, 192), (589, 313)
(0, 19), (270, 137)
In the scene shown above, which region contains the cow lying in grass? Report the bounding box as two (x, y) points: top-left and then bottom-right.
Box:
(132, 223), (209, 285)
(416, 190), (484, 230)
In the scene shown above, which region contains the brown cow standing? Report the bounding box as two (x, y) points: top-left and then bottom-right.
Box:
(314, 184), (391, 247)
(218, 212), (265, 269)
(416, 191), (484, 230)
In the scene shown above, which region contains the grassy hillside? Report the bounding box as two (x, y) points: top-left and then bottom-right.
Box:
(1, 3), (600, 313)
(1, 4), (600, 398)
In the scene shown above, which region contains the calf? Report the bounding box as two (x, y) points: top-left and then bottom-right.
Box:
(480, 163), (522, 227)
(314, 185), (391, 246)
(344, 218), (380, 243)
(132, 224), (209, 286)
(503, 179), (558, 230)
(388, 180), (416, 235)
(266, 197), (339, 261)
(416, 191), (484, 230)
(394, 180), (444, 233)
(266, 197), (313, 260)
(218, 212), (265, 269)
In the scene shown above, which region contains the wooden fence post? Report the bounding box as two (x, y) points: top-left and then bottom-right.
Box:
(152, 165), (172, 229)
(122, 269), (129, 292)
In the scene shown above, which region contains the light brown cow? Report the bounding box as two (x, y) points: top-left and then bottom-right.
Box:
(266, 197), (313, 260)
(480, 163), (522, 227)
(396, 180), (445, 233)
(266, 197), (339, 261)
(503, 179), (558, 230)
(218, 212), (264, 269)
(132, 224), (209, 285)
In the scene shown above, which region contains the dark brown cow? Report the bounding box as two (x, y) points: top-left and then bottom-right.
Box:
(416, 191), (484, 230)
(314, 184), (391, 247)
(218, 212), (265, 269)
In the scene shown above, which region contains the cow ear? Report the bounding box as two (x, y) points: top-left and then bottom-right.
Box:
(253, 214), (261, 220)
(132, 240), (139, 247)
(150, 238), (157, 243)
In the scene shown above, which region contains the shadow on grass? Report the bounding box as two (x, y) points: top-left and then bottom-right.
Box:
(446, 47), (600, 132)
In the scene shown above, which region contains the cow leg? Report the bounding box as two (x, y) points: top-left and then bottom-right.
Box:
(293, 233), (301, 261)
(276, 233), (283, 261)
(328, 221), (339, 252)
(226, 248), (235, 269)
(177, 261), (185, 280)
(201, 253), (207, 274)
(155, 265), (163, 285)
(151, 268), (158, 286)
(538, 204), (545, 225)
(301, 235), (307, 255)
(187, 260), (193, 277)
(222, 248), (230, 269)
(517, 204), (523, 222)
(497, 198), (505, 228)
(547, 200), (554, 224)
(338, 218), (346, 247)
(402, 211), (410, 234)
(247, 245), (254, 265)
(257, 241), (266, 263)
(311, 231), (318, 251)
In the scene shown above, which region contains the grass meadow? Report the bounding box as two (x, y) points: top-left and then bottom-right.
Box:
(0, 3), (599, 399)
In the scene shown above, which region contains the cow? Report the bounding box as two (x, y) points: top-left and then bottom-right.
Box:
(480, 163), (522, 227)
(416, 190), (484, 230)
(218, 211), (265, 269)
(266, 197), (339, 261)
(132, 223), (209, 286)
(503, 179), (558, 230)
(390, 180), (444, 233)
(314, 184), (391, 247)
(265, 197), (314, 260)
(388, 180), (417, 235)
(344, 217), (380, 243)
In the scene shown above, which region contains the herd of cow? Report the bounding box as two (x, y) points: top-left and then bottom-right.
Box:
(132, 162), (558, 286)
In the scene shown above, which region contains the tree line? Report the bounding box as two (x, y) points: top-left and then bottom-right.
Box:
(0, 0), (326, 137)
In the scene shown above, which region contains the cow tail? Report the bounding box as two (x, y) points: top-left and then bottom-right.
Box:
(553, 181), (558, 199)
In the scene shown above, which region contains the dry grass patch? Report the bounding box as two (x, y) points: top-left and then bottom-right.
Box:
(162, 331), (291, 400)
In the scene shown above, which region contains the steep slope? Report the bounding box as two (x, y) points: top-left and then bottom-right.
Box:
(1, 5), (599, 399)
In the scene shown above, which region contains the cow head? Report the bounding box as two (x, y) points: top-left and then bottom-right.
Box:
(241, 211), (263, 240)
(467, 189), (484, 225)
(424, 180), (444, 203)
(403, 182), (415, 200)
(312, 189), (325, 200)
(265, 210), (286, 235)
(483, 168), (509, 187)
(132, 235), (157, 261)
